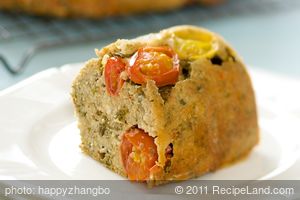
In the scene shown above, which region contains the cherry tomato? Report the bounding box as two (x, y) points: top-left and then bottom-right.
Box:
(173, 36), (217, 60)
(174, 38), (214, 60)
(171, 29), (217, 60)
(104, 57), (126, 96)
(127, 47), (179, 87)
(121, 128), (158, 181)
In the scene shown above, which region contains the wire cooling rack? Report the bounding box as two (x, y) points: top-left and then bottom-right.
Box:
(0, 0), (300, 75)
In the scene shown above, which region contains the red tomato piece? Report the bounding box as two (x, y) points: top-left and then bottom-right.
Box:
(121, 128), (158, 181)
(127, 47), (179, 87)
(104, 57), (126, 96)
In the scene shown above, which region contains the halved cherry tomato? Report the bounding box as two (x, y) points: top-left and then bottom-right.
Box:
(121, 128), (158, 181)
(104, 57), (126, 96)
(174, 38), (214, 60)
(171, 29), (218, 60)
(127, 47), (179, 87)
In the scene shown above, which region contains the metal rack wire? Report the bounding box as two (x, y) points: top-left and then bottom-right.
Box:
(0, 0), (300, 75)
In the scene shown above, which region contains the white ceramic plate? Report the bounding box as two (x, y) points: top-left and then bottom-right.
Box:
(0, 63), (300, 181)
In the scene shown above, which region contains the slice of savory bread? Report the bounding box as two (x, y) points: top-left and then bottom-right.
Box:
(71, 25), (259, 186)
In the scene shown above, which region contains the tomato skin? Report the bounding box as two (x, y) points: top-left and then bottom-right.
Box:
(121, 128), (158, 181)
(104, 57), (126, 96)
(127, 47), (179, 87)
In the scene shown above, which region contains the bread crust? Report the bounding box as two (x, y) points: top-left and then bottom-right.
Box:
(0, 0), (221, 18)
(71, 25), (259, 185)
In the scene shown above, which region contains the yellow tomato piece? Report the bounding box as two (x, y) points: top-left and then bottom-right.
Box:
(171, 29), (218, 60)
(174, 30), (213, 42)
